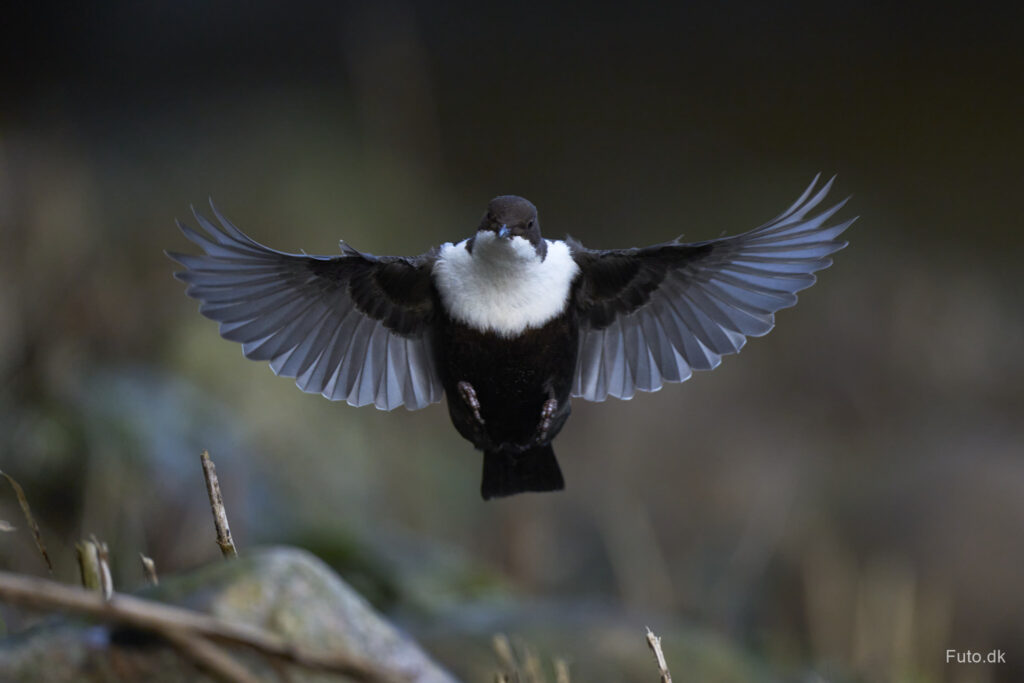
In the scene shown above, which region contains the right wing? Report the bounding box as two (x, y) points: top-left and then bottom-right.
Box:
(167, 204), (444, 411)
(569, 176), (854, 401)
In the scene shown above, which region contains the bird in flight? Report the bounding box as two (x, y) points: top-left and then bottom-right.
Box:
(169, 176), (853, 500)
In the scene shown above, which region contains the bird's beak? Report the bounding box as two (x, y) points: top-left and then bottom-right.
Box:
(498, 224), (511, 239)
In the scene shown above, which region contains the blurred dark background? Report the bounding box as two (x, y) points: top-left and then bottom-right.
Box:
(2, 2), (1022, 681)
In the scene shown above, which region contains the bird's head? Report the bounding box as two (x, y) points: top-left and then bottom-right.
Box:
(478, 195), (542, 245)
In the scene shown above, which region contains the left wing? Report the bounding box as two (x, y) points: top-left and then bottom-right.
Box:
(167, 204), (444, 411)
(570, 175), (854, 401)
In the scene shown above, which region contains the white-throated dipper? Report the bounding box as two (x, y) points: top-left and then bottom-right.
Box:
(169, 176), (853, 499)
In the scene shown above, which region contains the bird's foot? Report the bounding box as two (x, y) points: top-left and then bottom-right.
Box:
(533, 398), (559, 444)
(457, 381), (485, 425)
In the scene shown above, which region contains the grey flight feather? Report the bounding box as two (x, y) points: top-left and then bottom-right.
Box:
(167, 203), (444, 411)
(569, 175), (855, 402)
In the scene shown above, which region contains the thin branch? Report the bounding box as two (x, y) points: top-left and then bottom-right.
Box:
(92, 535), (114, 600)
(76, 540), (102, 592)
(76, 537), (113, 599)
(140, 554), (159, 586)
(521, 641), (545, 683)
(0, 470), (53, 573)
(553, 658), (571, 683)
(161, 627), (262, 683)
(493, 633), (516, 673)
(200, 450), (237, 559)
(645, 627), (672, 683)
(0, 570), (401, 683)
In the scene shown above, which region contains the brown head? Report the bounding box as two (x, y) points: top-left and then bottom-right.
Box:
(477, 196), (543, 254)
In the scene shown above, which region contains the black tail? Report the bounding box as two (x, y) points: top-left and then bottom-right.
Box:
(481, 444), (564, 500)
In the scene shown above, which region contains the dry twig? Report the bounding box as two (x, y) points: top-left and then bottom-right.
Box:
(0, 570), (399, 683)
(492, 633), (563, 683)
(0, 470), (53, 573)
(161, 627), (262, 683)
(553, 658), (571, 683)
(493, 633), (516, 672)
(521, 641), (545, 683)
(76, 537), (114, 599)
(140, 553), (159, 586)
(76, 540), (101, 592)
(94, 535), (114, 599)
(645, 627), (672, 683)
(200, 450), (237, 559)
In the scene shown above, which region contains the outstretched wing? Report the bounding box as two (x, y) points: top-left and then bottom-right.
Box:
(570, 175), (854, 402)
(167, 205), (444, 411)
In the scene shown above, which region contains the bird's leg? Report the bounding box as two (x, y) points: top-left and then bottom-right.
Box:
(457, 381), (485, 426)
(534, 391), (559, 444)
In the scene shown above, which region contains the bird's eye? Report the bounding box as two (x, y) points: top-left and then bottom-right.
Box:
(528, 219), (535, 228)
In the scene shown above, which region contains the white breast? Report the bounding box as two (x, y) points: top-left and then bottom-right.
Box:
(432, 232), (580, 337)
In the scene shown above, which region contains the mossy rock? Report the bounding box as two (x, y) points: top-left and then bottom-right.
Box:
(0, 546), (458, 682)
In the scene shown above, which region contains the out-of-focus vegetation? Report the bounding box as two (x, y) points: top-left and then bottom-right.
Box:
(1, 2), (1022, 681)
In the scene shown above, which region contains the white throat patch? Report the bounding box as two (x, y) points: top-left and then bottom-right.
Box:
(433, 231), (579, 337)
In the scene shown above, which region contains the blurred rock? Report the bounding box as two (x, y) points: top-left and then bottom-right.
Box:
(0, 546), (458, 683)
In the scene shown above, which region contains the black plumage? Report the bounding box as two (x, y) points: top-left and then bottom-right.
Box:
(435, 313), (578, 498)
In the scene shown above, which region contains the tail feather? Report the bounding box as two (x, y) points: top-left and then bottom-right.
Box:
(481, 445), (564, 500)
